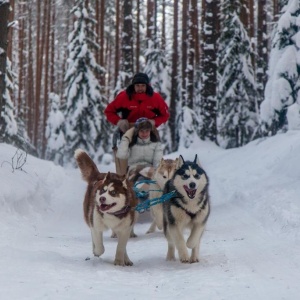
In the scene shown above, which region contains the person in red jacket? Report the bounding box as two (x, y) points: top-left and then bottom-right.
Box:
(105, 72), (169, 175)
(105, 73), (170, 133)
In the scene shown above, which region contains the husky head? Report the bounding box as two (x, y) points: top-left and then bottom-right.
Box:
(154, 158), (179, 188)
(95, 172), (129, 213)
(173, 155), (208, 199)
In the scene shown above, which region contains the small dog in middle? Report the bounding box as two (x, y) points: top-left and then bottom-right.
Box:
(143, 158), (178, 234)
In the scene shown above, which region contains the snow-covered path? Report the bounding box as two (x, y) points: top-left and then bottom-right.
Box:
(1, 131), (300, 299)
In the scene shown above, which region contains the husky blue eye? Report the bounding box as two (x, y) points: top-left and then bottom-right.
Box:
(194, 174), (200, 179)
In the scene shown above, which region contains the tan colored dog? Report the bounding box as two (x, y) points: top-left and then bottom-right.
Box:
(74, 149), (138, 266)
(139, 158), (178, 234)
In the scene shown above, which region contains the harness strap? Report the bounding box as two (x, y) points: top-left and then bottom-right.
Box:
(107, 205), (132, 219)
(173, 200), (196, 219)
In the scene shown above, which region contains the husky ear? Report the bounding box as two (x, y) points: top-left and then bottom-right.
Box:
(104, 172), (111, 181)
(122, 178), (128, 189)
(139, 166), (155, 179)
(177, 155), (185, 169)
(194, 155), (201, 167)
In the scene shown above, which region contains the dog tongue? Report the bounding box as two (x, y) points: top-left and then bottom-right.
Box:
(184, 185), (196, 199)
(100, 203), (115, 211)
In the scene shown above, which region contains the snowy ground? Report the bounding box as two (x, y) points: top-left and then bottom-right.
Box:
(1, 130), (300, 300)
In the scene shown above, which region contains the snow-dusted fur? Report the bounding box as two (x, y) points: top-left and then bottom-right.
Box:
(163, 155), (210, 263)
(74, 149), (138, 266)
(143, 158), (178, 234)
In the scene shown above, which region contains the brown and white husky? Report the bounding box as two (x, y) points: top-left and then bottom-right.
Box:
(74, 149), (138, 266)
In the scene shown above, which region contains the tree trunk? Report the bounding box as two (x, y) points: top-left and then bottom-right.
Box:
(257, 0), (269, 105)
(42, 0), (51, 157)
(169, 0), (179, 151)
(181, 0), (188, 105)
(147, 0), (155, 40)
(114, 0), (120, 86)
(136, 0), (140, 72)
(122, 0), (134, 85)
(200, 0), (219, 141)
(7, 0), (14, 61)
(187, 0), (198, 107)
(161, 0), (166, 50)
(0, 2), (10, 140)
(100, 0), (105, 86)
(50, 0), (55, 93)
(17, 1), (25, 115)
(27, 8), (35, 142)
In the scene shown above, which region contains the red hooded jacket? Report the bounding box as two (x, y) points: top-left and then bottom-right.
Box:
(104, 90), (169, 127)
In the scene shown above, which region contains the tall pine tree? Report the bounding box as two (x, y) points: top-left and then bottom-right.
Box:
(144, 38), (171, 152)
(45, 93), (65, 165)
(63, 0), (107, 164)
(216, 0), (258, 149)
(260, 0), (300, 135)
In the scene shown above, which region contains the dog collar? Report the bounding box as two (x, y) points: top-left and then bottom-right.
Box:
(106, 205), (132, 219)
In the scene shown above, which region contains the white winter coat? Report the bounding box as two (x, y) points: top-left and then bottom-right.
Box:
(116, 128), (163, 172)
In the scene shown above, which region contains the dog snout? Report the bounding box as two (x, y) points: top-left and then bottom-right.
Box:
(189, 182), (196, 189)
(99, 196), (106, 203)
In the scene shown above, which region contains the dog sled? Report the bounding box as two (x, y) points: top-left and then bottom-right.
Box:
(112, 127), (176, 214)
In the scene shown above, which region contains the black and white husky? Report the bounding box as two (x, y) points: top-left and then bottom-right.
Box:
(163, 155), (210, 263)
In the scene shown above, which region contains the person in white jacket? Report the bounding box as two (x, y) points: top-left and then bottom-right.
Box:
(116, 117), (163, 178)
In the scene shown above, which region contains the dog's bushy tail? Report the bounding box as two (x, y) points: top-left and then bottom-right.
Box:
(74, 149), (102, 183)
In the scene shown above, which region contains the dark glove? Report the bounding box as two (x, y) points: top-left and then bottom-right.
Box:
(117, 119), (129, 133)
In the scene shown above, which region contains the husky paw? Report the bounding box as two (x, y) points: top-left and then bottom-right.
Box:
(166, 253), (176, 261)
(93, 242), (105, 257)
(114, 258), (125, 266)
(189, 257), (199, 263)
(93, 247), (105, 257)
(130, 231), (137, 238)
(114, 258), (133, 266)
(180, 256), (190, 263)
(124, 258), (133, 266)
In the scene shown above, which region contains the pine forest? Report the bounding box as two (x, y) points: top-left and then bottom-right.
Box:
(0, 0), (299, 164)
